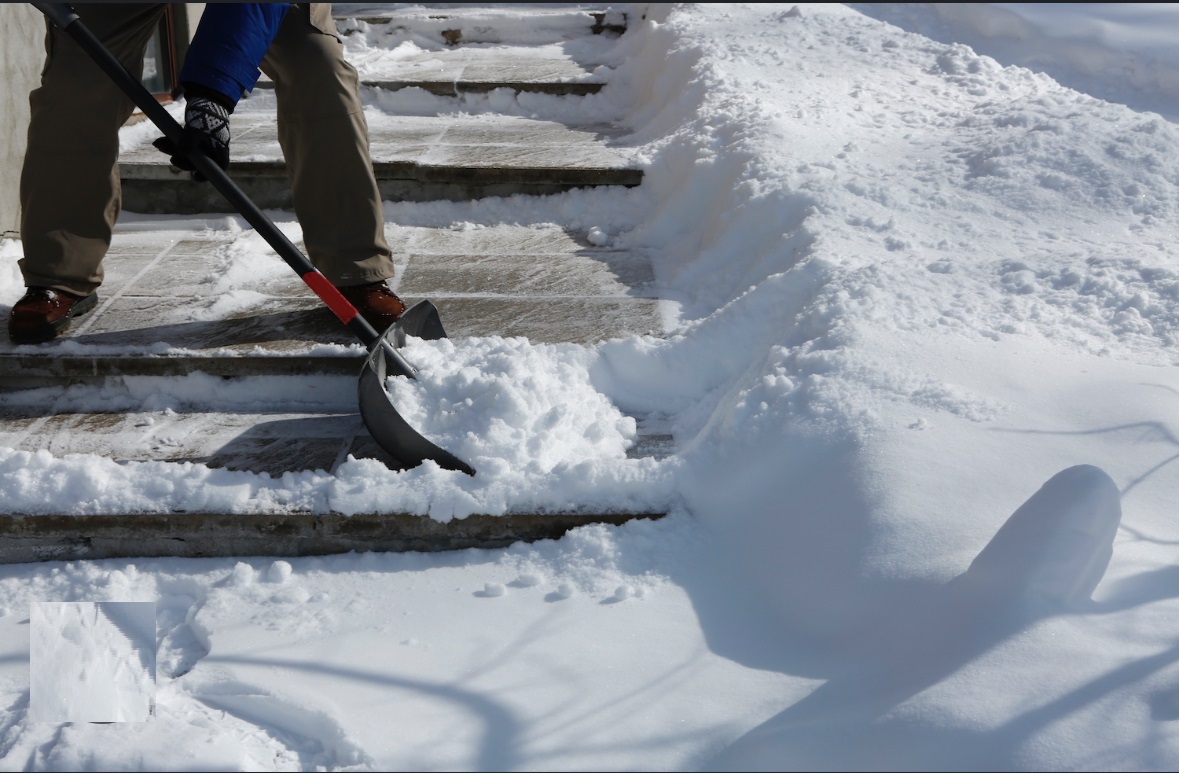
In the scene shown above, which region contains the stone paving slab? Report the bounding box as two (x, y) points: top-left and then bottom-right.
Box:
(0, 403), (673, 476)
(119, 111), (641, 213)
(0, 294), (664, 383)
(261, 42), (607, 95)
(429, 297), (661, 344)
(120, 111), (635, 169)
(331, 5), (627, 44)
(3, 353), (358, 387)
(400, 253), (653, 296)
(0, 407), (362, 474)
(61, 299), (338, 350)
(0, 224), (663, 380)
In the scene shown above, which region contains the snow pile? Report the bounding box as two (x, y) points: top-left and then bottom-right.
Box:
(854, 3), (1179, 121)
(589, 4), (1179, 768)
(388, 335), (638, 472)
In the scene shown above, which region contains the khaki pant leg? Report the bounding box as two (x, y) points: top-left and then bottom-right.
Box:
(260, 4), (394, 287)
(20, 4), (166, 296)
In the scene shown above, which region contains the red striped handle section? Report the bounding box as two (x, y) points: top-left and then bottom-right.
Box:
(302, 271), (358, 325)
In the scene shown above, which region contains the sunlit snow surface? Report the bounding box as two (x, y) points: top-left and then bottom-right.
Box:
(4, 3), (1179, 770)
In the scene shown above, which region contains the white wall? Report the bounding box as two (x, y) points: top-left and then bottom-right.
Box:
(0, 4), (46, 238)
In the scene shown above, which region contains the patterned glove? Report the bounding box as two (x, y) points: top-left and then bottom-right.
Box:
(152, 94), (231, 181)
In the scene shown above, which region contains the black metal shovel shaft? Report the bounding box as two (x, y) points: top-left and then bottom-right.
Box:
(34, 1), (475, 475)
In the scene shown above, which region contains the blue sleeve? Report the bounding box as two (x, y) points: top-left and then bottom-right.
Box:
(179, 3), (290, 107)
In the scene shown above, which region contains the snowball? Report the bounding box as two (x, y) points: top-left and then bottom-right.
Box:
(513, 573), (542, 588)
(586, 226), (611, 246)
(229, 562), (255, 587)
(267, 560), (293, 584)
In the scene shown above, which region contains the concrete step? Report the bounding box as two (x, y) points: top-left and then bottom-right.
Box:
(0, 404), (674, 476)
(0, 385), (673, 562)
(258, 42), (608, 96)
(120, 110), (641, 214)
(331, 5), (629, 45)
(0, 224), (663, 385)
(0, 511), (662, 564)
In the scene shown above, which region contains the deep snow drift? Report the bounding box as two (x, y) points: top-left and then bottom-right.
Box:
(3, 3), (1179, 770)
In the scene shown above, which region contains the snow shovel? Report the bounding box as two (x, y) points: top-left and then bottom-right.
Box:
(34, 1), (475, 476)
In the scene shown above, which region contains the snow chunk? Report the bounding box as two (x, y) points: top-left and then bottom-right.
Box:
(586, 226), (612, 246)
(480, 582), (506, 598)
(385, 336), (637, 473)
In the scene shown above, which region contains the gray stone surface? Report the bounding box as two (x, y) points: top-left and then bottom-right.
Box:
(330, 5), (624, 44)
(119, 111), (640, 213)
(0, 407), (359, 473)
(400, 252), (654, 296)
(261, 42), (607, 95)
(0, 401), (674, 477)
(2, 353), (359, 387)
(431, 297), (661, 344)
(0, 225), (663, 373)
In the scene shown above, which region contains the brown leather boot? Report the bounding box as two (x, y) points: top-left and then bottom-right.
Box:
(339, 281), (407, 332)
(8, 287), (99, 344)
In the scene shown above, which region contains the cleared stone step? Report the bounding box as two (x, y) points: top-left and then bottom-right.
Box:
(344, 80), (604, 97)
(0, 224), (663, 384)
(0, 392), (672, 562)
(0, 404), (674, 475)
(259, 42), (608, 96)
(3, 289), (662, 385)
(119, 111), (641, 214)
(331, 6), (629, 45)
(0, 378), (672, 564)
(1, 353), (356, 388)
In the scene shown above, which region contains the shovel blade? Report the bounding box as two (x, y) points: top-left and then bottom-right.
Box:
(357, 301), (475, 475)
(392, 298), (449, 345)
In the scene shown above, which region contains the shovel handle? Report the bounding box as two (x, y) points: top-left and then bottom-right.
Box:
(32, 1), (406, 366)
